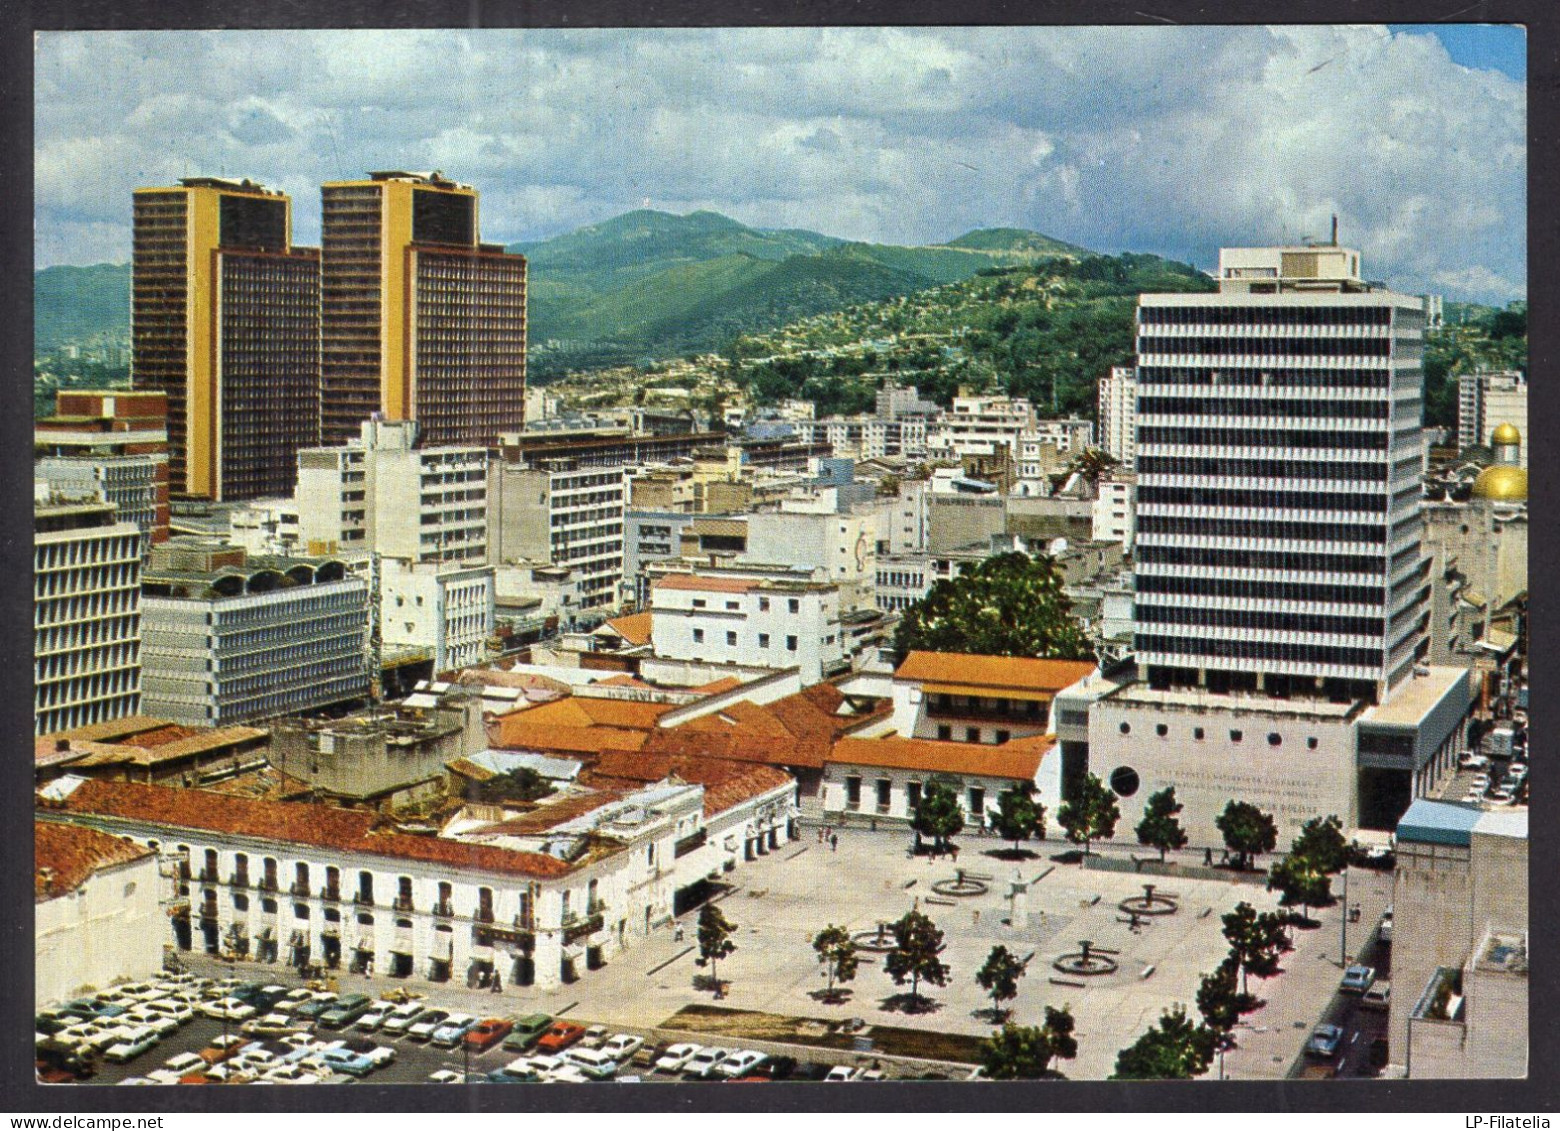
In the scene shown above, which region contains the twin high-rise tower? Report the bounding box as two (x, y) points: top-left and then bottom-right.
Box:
(131, 171), (527, 503)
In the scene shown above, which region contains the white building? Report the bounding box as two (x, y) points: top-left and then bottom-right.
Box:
(227, 497), (302, 558)
(649, 573), (845, 686)
(926, 393), (1036, 462)
(744, 504), (877, 614)
(35, 482), (143, 736)
(139, 540), (370, 726)
(1098, 365), (1138, 469)
(789, 416), (928, 461)
(43, 765), (795, 992)
(1023, 418), (1093, 456)
(1456, 371), (1527, 462)
(35, 456), (165, 559)
(488, 460), (628, 611)
(295, 419), (488, 564)
(380, 557), (496, 674)
(1092, 472), (1136, 550)
(35, 820), (164, 1006)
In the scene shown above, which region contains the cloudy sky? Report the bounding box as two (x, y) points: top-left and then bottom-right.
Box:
(35, 25), (1526, 303)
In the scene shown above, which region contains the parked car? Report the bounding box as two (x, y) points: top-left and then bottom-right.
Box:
(1362, 981), (1391, 1011)
(492, 1059), (543, 1082)
(428, 1069), (463, 1084)
(354, 1001), (398, 1032)
(381, 1002), (431, 1036)
(104, 1028), (159, 1064)
(198, 1035), (252, 1066)
(201, 997), (258, 1023)
(535, 1020), (587, 1053)
(163, 1052), (203, 1075)
(144, 999), (197, 1026)
(464, 1018), (514, 1053)
(124, 1010), (179, 1039)
(546, 1064), (591, 1084)
(501, 1013), (555, 1053)
(317, 1047), (379, 1077)
(242, 1013), (303, 1039)
(1379, 906), (1393, 944)
(601, 1033), (645, 1063)
(292, 994), (339, 1023)
(682, 1046), (734, 1079)
(318, 994), (375, 1030)
(430, 1013), (478, 1048)
(405, 1010), (451, 1042)
(562, 1047), (620, 1080)
(1306, 1024), (1344, 1057)
(1340, 965), (1376, 994)
(825, 1065), (863, 1082)
(716, 1050), (769, 1078)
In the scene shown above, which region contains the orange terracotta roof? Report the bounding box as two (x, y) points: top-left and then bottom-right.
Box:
(698, 764), (794, 818)
(580, 754), (793, 818)
(827, 734), (1055, 780)
(689, 676), (744, 695)
(653, 573), (760, 594)
(640, 682), (887, 771)
(516, 696), (674, 731)
(894, 652), (1095, 695)
(490, 721), (650, 756)
(600, 611), (653, 647)
(46, 779), (574, 879)
(594, 674), (656, 690)
(36, 820), (155, 900)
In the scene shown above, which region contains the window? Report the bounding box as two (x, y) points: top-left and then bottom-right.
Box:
(692, 599), (707, 608)
(787, 636), (798, 652)
(477, 887), (494, 923)
(1109, 766), (1140, 797)
(788, 599), (800, 613)
(907, 781), (922, 810)
(1194, 727), (1205, 741)
(1120, 722), (1131, 735)
(1156, 724), (1168, 737)
(758, 633), (770, 649)
(726, 631), (737, 646)
(693, 628), (705, 644)
(876, 779), (892, 810)
(1268, 733), (1283, 747)
(725, 600), (738, 610)
(937, 725), (952, 741)
(759, 598), (770, 612)
(1307, 737), (1319, 750)
(995, 729), (1011, 744)
(966, 727), (980, 743)
(845, 776), (862, 809)
(1230, 730), (1243, 743)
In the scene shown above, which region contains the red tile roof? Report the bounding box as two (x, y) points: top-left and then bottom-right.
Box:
(514, 697), (674, 731)
(36, 819), (156, 900)
(600, 612), (653, 647)
(641, 682), (886, 770)
(490, 719), (650, 756)
(894, 652), (1096, 695)
(827, 733), (1055, 781)
(45, 779), (574, 879)
(581, 753), (793, 818)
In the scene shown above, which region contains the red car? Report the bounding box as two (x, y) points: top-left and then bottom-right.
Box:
(463, 1018), (514, 1053)
(535, 1020), (586, 1053)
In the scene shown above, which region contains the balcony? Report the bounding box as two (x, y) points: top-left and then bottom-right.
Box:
(392, 896), (415, 913)
(291, 882), (311, 898)
(199, 869), (220, 884)
(562, 912), (605, 946)
(228, 873), (250, 889)
(257, 878), (279, 894)
(432, 902), (455, 919)
(924, 697), (1048, 725)
(321, 887), (341, 904)
(353, 892), (374, 906)
(473, 908), (495, 925)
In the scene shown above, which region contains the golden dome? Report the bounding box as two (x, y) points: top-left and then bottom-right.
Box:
(1471, 464), (1528, 501)
(1491, 422), (1522, 446)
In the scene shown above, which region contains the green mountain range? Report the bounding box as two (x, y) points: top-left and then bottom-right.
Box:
(35, 263), (131, 352)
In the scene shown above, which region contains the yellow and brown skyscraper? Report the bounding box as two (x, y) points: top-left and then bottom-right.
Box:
(320, 170), (527, 448)
(131, 178), (321, 501)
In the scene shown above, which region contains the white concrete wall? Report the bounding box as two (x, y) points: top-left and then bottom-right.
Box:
(36, 853), (164, 1006)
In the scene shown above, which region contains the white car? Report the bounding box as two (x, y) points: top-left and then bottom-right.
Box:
(601, 1034), (645, 1062)
(562, 1047), (619, 1080)
(145, 999), (196, 1026)
(428, 1069), (463, 1084)
(144, 1069), (182, 1086)
(263, 1065), (322, 1085)
(125, 1011), (179, 1039)
(364, 1046), (397, 1068)
(522, 1054), (565, 1076)
(580, 1025), (610, 1049)
(115, 1077), (156, 1086)
(547, 1064), (591, 1084)
(380, 1001), (425, 1035)
(716, 1050), (768, 1078)
(825, 1065), (862, 1082)
(164, 1052), (203, 1074)
(354, 1002), (398, 1032)
(652, 1043), (703, 1073)
(201, 997), (257, 1022)
(104, 1028), (159, 1063)
(406, 1010), (451, 1042)
(681, 1046), (733, 1079)
(429, 1013), (477, 1048)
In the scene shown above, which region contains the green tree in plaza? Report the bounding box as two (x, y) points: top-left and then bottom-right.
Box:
(1220, 901), (1291, 996)
(1267, 852), (1334, 926)
(1056, 772), (1120, 858)
(1110, 1005), (1219, 1080)
(811, 925), (860, 1003)
(974, 945), (1027, 1021)
(979, 1007), (1078, 1080)
(1134, 786), (1189, 863)
(912, 778), (966, 854)
(697, 903), (737, 994)
(1215, 800), (1279, 872)
(1290, 814), (1350, 875)
(989, 782), (1046, 854)
(1195, 957), (1256, 1034)
(891, 552), (1095, 663)
(883, 910), (950, 1012)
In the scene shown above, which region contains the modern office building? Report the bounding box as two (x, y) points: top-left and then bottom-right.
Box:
(1457, 371), (1526, 462)
(138, 540), (370, 726)
(131, 178), (319, 502)
(35, 482), (144, 736)
(295, 418), (488, 564)
(488, 460), (628, 611)
(1098, 365), (1138, 469)
(379, 557), (496, 674)
(319, 171), (527, 448)
(36, 389), (171, 551)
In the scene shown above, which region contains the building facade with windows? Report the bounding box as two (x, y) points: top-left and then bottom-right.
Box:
(35, 483), (144, 736)
(131, 178), (319, 502)
(319, 171), (527, 448)
(138, 540), (370, 726)
(1098, 365), (1138, 469)
(36, 389), (171, 551)
(379, 557), (496, 674)
(488, 460), (628, 611)
(1456, 371), (1526, 462)
(649, 573), (844, 686)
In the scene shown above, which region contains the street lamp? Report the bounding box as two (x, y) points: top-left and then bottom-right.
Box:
(1338, 865), (1349, 966)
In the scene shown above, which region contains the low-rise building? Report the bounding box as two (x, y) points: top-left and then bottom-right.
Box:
(649, 573), (845, 686)
(379, 557), (496, 674)
(36, 820), (163, 1006)
(36, 717), (269, 787)
(822, 733), (1056, 827)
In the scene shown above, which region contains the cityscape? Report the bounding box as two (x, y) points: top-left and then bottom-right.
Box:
(31, 26), (1527, 1094)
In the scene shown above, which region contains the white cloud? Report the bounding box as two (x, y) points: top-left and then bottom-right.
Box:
(33, 25), (1525, 303)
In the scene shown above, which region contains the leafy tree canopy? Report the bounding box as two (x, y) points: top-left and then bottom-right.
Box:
(892, 552), (1095, 663)
(1216, 801), (1279, 871)
(884, 910), (950, 1008)
(989, 783), (1046, 850)
(1220, 901), (1291, 994)
(1290, 815), (1350, 875)
(1134, 786), (1189, 862)
(697, 903), (737, 987)
(1057, 772), (1120, 857)
(912, 778), (966, 852)
(975, 945), (1027, 1018)
(812, 925), (860, 997)
(1267, 853), (1333, 920)
(1111, 1006), (1218, 1080)
(980, 1007), (1078, 1080)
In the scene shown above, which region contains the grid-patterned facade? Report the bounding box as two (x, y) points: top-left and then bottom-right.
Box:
(131, 191), (190, 491)
(408, 246), (528, 447)
(217, 248), (321, 500)
(35, 498), (143, 735)
(320, 183), (385, 447)
(1132, 263), (1432, 704)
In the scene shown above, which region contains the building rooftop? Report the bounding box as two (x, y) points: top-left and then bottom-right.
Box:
(36, 819), (156, 901)
(1397, 798), (1528, 848)
(894, 652), (1097, 697)
(599, 611), (653, 647)
(654, 574), (762, 595)
(828, 733), (1055, 780)
(1362, 666), (1474, 728)
(42, 777), (575, 879)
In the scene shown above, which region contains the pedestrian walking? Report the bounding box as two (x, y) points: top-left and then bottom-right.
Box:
(492, 972), (503, 994)
(831, 833), (838, 852)
(1204, 847), (1213, 867)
